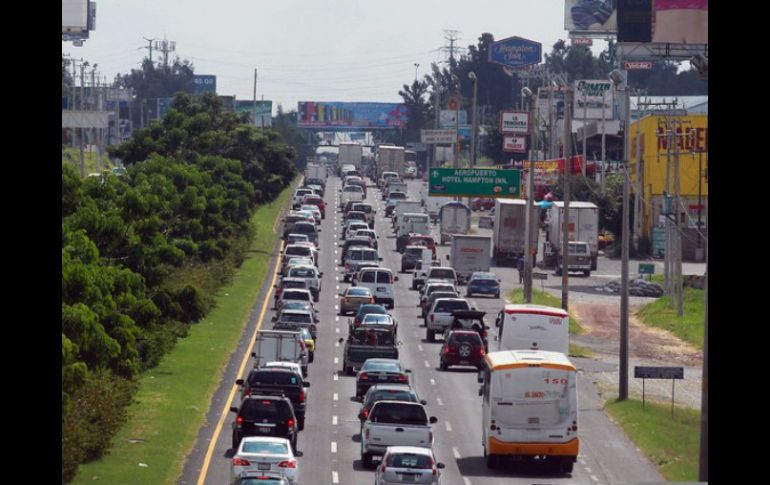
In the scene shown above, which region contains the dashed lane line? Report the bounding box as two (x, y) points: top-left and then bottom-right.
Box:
(332, 415), (338, 425)
(445, 421), (452, 431)
(452, 447), (461, 459)
(436, 398), (444, 406)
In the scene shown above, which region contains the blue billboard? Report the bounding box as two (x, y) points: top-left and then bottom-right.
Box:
(488, 36), (542, 69)
(297, 102), (409, 129)
(194, 75), (217, 95)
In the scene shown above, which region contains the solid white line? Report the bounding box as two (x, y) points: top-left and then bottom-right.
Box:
(452, 447), (461, 458)
(445, 421), (452, 431)
(336, 285), (340, 290)
(417, 344), (423, 351)
(463, 478), (472, 485)
(437, 398), (444, 406)
(332, 471), (339, 484)
(333, 393), (338, 401)
(333, 415), (338, 425)
(335, 316), (339, 321)
(331, 441), (337, 453)
(334, 357), (339, 364)
(424, 360), (430, 368)
(334, 250), (338, 254)
(430, 378), (436, 386)
(591, 475), (599, 482)
(335, 304), (339, 309)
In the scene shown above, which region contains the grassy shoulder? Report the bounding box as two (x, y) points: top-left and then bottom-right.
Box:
(636, 286), (705, 349)
(605, 399), (701, 481)
(72, 182), (295, 485)
(506, 289), (592, 358)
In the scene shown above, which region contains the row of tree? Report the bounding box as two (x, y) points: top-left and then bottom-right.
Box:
(62, 93), (297, 482)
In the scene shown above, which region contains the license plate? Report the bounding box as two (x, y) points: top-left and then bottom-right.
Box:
(459, 360), (469, 365)
(259, 427), (271, 433)
(377, 287), (386, 292)
(257, 463), (271, 470)
(399, 473), (417, 481)
(378, 375), (388, 380)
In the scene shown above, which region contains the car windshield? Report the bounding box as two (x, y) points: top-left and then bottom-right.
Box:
(358, 305), (387, 316)
(430, 269), (455, 279)
(371, 390), (417, 403)
(362, 315), (392, 325)
(292, 224), (315, 234)
(369, 402), (427, 425)
(362, 361), (401, 372)
(344, 186), (363, 193)
(350, 329), (394, 345)
(287, 235), (309, 243)
(241, 441), (290, 455)
(240, 399), (292, 420)
(386, 453), (433, 469)
(350, 250), (378, 261)
(281, 281), (307, 290)
(347, 288), (372, 297)
(285, 246), (311, 257)
(347, 212), (365, 220)
(282, 291), (310, 301)
(450, 333), (483, 344)
(248, 371), (301, 386)
(279, 313), (312, 324)
(405, 247), (423, 257)
(388, 193), (406, 200)
(427, 285), (455, 294)
(569, 243), (589, 254)
(473, 278), (498, 285)
(289, 267), (316, 278)
(435, 300), (470, 312)
(353, 205), (372, 213)
(300, 205), (319, 213)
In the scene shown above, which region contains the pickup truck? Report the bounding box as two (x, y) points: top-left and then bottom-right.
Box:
(360, 401), (437, 468)
(339, 327), (399, 375)
(425, 297), (473, 342)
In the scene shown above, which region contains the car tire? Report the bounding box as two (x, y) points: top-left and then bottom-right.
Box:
(411, 281), (417, 290)
(298, 417), (305, 431)
(362, 451), (374, 469)
(560, 459), (574, 475)
(495, 292), (500, 299)
(440, 360), (448, 371)
(387, 301), (394, 310)
(583, 270), (591, 277)
(427, 328), (435, 342)
(486, 453), (499, 469)
(232, 431), (241, 451)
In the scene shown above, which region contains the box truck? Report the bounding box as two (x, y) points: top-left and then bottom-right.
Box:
(493, 304), (569, 355)
(447, 235), (492, 284)
(543, 201), (599, 271)
(376, 146), (405, 181)
(339, 143), (363, 170)
(492, 199), (527, 266)
(439, 201), (471, 244)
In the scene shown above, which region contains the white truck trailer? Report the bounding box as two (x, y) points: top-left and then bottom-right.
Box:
(376, 145), (405, 181)
(492, 199), (527, 266)
(252, 329), (308, 376)
(447, 235), (492, 284)
(543, 201), (599, 271)
(338, 143), (363, 170)
(439, 201), (471, 244)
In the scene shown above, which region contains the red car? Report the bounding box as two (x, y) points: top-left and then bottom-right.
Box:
(303, 195), (326, 218)
(406, 234), (436, 258)
(471, 197), (495, 211)
(439, 330), (486, 370)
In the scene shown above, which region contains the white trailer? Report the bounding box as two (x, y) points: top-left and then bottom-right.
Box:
(393, 200), (423, 229)
(252, 329), (307, 376)
(480, 350), (579, 473)
(425, 195), (454, 222)
(492, 199), (527, 266)
(376, 146), (405, 180)
(544, 201), (599, 270)
(304, 163), (327, 183)
(339, 143), (363, 170)
(439, 202), (471, 244)
(447, 235), (491, 284)
(494, 304), (569, 355)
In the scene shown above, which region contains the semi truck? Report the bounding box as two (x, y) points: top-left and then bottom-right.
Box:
(447, 235), (492, 284)
(251, 329), (308, 377)
(543, 201), (599, 271)
(338, 143), (363, 170)
(492, 199), (527, 266)
(439, 201), (471, 244)
(304, 162), (327, 185)
(376, 146), (405, 181)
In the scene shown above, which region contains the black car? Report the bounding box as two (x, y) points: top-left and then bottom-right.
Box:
(355, 358), (411, 399)
(358, 384), (427, 426)
(236, 368), (310, 430)
(230, 395), (299, 451)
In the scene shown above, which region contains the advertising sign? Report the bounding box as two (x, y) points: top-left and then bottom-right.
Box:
(194, 75), (217, 95)
(235, 100), (273, 127)
(488, 36), (542, 69)
(502, 135), (527, 153)
(572, 37), (594, 45)
(297, 102), (408, 129)
(565, 0), (617, 35)
(624, 61), (653, 70)
(429, 168), (520, 197)
(651, 0), (708, 44)
(573, 80), (614, 120)
(500, 111), (529, 134)
(440, 110), (467, 127)
(617, 0), (652, 42)
(421, 129), (457, 144)
(536, 86), (567, 124)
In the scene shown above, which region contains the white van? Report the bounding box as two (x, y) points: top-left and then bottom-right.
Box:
(355, 267), (399, 309)
(494, 304), (569, 355)
(479, 350), (578, 473)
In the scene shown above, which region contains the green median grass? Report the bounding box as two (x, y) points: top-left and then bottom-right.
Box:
(72, 182), (295, 485)
(507, 289), (592, 358)
(636, 286), (705, 349)
(606, 399), (701, 481)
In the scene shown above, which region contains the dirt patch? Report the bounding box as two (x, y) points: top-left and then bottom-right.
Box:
(571, 301), (702, 367)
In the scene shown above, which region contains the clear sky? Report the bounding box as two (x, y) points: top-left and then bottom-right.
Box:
(62, 1), (610, 113)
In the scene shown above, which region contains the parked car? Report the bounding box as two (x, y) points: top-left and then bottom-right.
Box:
(230, 395), (299, 452)
(465, 271), (501, 299)
(339, 286), (375, 315)
(355, 358), (411, 399)
(439, 329), (486, 370)
(230, 437), (299, 485)
(375, 446), (445, 485)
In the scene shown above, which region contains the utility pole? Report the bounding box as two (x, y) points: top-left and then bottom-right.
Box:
(582, 90), (587, 177)
(523, 88), (537, 303)
(143, 37), (156, 65)
(79, 61), (88, 177)
(673, 118), (684, 316)
(91, 64), (101, 171)
(561, 87), (572, 311)
(469, 72), (478, 167)
(634, 92), (643, 251)
(699, 236), (708, 481)
(156, 38), (176, 68)
(601, 89), (606, 192)
(253, 68), (258, 128)
(619, 83), (630, 401)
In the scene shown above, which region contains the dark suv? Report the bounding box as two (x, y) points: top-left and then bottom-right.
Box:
(230, 394), (299, 451)
(439, 330), (486, 371)
(236, 368), (310, 430)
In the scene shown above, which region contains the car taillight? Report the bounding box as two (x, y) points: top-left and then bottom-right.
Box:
(299, 388), (305, 403)
(236, 415), (243, 426)
(287, 418), (295, 429)
(478, 347), (486, 356)
(232, 457), (250, 466)
(362, 408), (369, 418)
(359, 372), (369, 380)
(343, 297), (349, 303)
(490, 419), (497, 431)
(397, 374), (408, 382)
(369, 297), (375, 303)
(443, 346), (451, 355)
(504, 308), (515, 315)
(244, 388), (251, 397)
(278, 460), (297, 468)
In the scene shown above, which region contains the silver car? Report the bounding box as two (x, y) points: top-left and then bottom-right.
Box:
(375, 446), (445, 484)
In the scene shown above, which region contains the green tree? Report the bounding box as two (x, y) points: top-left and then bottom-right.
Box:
(398, 80), (430, 143)
(273, 105), (318, 171)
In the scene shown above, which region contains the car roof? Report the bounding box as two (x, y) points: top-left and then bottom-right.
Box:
(282, 289), (312, 295)
(368, 383), (413, 392)
(471, 272), (497, 278)
(385, 446), (435, 455)
(279, 309), (312, 315)
(358, 304), (387, 312)
(239, 436), (292, 445)
(346, 287), (372, 294)
(363, 358), (400, 365)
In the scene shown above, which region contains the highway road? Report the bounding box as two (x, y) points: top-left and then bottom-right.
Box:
(180, 176), (663, 485)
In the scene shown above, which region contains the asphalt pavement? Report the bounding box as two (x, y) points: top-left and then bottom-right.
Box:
(180, 176), (664, 485)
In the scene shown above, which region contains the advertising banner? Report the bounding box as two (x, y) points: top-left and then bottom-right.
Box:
(503, 135), (527, 153)
(573, 80), (614, 119)
(651, 0), (708, 45)
(194, 75), (217, 95)
(565, 0), (617, 35)
(297, 102), (408, 129)
(235, 100), (273, 127)
(500, 111), (529, 134)
(440, 110), (467, 127)
(617, 0), (652, 42)
(488, 36), (542, 69)
(429, 168), (520, 197)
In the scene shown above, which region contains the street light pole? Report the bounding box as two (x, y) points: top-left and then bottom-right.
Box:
(561, 86), (572, 311)
(414, 63), (420, 83)
(469, 72), (478, 167)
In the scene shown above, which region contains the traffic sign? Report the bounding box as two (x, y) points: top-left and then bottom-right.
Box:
(429, 168), (520, 197)
(634, 366), (683, 379)
(421, 129), (457, 144)
(624, 61), (652, 70)
(488, 36), (542, 69)
(532, 272), (548, 280)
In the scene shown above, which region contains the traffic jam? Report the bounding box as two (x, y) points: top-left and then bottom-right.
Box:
(225, 159), (577, 485)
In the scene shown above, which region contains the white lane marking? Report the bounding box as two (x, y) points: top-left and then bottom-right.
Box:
(413, 331), (419, 337)
(333, 393), (338, 401)
(334, 357), (339, 364)
(335, 316), (339, 321)
(430, 378), (436, 386)
(417, 344), (423, 351)
(452, 447), (461, 459)
(437, 398), (444, 406)
(585, 467), (593, 473)
(336, 285), (340, 290)
(591, 476), (599, 482)
(335, 341), (340, 348)
(331, 441), (337, 453)
(332, 471), (339, 484)
(335, 327), (340, 333)
(445, 421), (452, 431)
(424, 360), (430, 368)
(332, 415), (338, 425)
(333, 373), (339, 381)
(580, 459), (587, 465)
(334, 250), (338, 255)
(335, 304), (339, 309)
(463, 478), (472, 485)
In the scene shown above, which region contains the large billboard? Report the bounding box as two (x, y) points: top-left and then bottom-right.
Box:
(194, 75), (217, 95)
(62, 0), (89, 33)
(573, 80), (614, 120)
(235, 100), (273, 127)
(565, 0), (617, 36)
(651, 0), (708, 45)
(297, 102), (408, 129)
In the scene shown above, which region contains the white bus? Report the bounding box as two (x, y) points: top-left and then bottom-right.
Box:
(479, 350), (578, 474)
(494, 304), (569, 355)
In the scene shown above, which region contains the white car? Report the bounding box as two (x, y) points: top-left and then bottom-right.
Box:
(286, 264), (323, 302)
(345, 221), (370, 240)
(375, 446), (445, 485)
(355, 267), (398, 309)
(286, 233), (310, 245)
(230, 436), (300, 485)
(299, 204), (322, 224)
(292, 188), (314, 209)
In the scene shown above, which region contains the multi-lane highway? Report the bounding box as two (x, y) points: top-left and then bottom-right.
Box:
(180, 176), (664, 485)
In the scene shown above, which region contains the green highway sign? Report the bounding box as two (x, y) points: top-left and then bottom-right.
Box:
(428, 168), (520, 197)
(638, 263), (655, 274)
